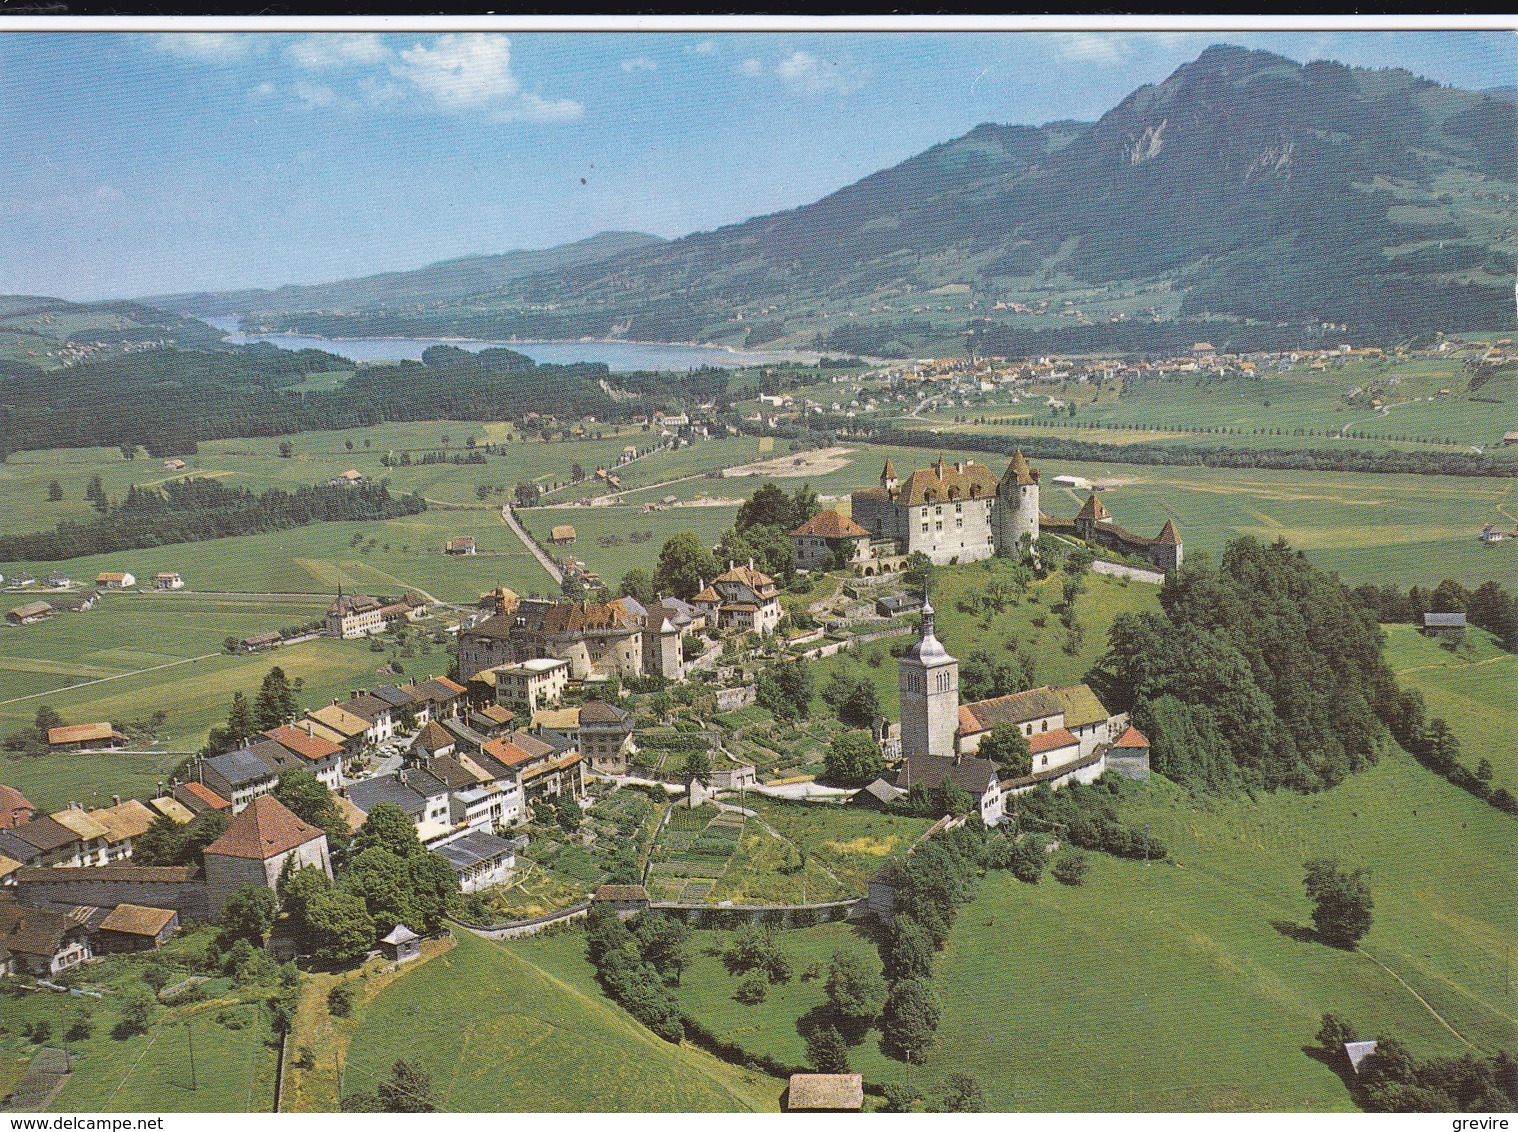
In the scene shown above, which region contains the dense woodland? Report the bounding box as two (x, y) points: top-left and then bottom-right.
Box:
(0, 343), (731, 456)
(0, 478), (425, 562)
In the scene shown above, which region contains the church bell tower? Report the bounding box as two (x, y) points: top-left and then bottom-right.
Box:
(898, 598), (958, 759)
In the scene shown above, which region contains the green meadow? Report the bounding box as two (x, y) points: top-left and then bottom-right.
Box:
(1381, 622), (1518, 792)
(343, 928), (782, 1112)
(667, 752), (1516, 1111)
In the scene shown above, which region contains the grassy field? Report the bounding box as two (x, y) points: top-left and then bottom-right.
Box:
(344, 928), (782, 1112)
(0, 929), (281, 1113)
(1381, 623), (1518, 792)
(0, 594), (446, 809)
(670, 751), (1516, 1111)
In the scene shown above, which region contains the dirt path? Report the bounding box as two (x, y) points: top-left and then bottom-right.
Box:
(500, 506), (562, 584)
(0, 651), (222, 707)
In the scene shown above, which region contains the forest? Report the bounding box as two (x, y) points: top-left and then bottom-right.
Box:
(0, 343), (732, 456)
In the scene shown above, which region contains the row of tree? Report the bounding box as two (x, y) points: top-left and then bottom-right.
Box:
(0, 478), (425, 563)
(1312, 1014), (1515, 1112)
(1351, 577), (1518, 651)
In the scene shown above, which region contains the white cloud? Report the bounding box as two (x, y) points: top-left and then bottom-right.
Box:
(493, 92), (584, 124)
(286, 33), (390, 70)
(1054, 33), (1130, 64)
(390, 33), (521, 108)
(151, 33), (253, 62)
(685, 40), (718, 56)
(738, 50), (863, 96)
(250, 81), (277, 98)
(621, 56), (657, 73)
(292, 81), (336, 109)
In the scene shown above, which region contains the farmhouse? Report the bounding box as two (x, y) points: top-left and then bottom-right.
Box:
(154, 572), (184, 590)
(96, 571), (136, 589)
(786, 1074), (864, 1113)
(0, 899), (92, 975)
(7, 601), (52, 625)
(50, 589), (100, 613)
(239, 631), (283, 653)
(445, 536), (477, 556)
(550, 525), (577, 545)
(201, 796), (332, 917)
(46, 722), (126, 752)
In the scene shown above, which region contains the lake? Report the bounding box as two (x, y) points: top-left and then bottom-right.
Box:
(201, 317), (820, 372)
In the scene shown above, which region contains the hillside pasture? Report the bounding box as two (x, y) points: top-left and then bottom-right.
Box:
(344, 928), (782, 1112)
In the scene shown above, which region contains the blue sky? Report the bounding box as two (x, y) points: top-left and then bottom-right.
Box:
(0, 28), (1512, 300)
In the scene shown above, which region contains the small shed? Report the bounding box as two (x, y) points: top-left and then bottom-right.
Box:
(786, 1073), (864, 1112)
(95, 903), (178, 952)
(1345, 1040), (1379, 1074)
(550, 525), (577, 545)
(851, 778), (906, 811)
(380, 923), (421, 964)
(445, 536), (477, 556)
(1421, 611), (1467, 637)
(592, 883), (650, 920)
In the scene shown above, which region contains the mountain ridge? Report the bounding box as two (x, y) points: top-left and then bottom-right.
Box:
(153, 45), (1517, 354)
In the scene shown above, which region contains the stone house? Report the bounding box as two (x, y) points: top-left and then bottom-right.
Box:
(201, 796), (332, 917)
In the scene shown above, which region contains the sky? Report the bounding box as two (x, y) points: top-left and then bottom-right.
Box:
(0, 26), (1513, 300)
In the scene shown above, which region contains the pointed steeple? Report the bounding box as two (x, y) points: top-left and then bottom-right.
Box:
(1155, 518), (1181, 544)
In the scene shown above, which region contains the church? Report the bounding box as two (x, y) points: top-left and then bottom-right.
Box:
(892, 599), (1148, 823)
(848, 450), (1182, 573)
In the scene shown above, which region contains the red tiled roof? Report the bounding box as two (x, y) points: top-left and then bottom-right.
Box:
(46, 722), (118, 746)
(203, 796), (324, 861)
(480, 737), (539, 769)
(0, 785), (36, 829)
(1114, 725), (1151, 749)
(789, 511), (869, 539)
(1076, 493), (1110, 522)
(264, 724), (344, 763)
(1028, 727), (1079, 755)
(179, 781), (231, 811)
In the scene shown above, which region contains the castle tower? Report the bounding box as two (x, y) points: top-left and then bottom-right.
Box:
(898, 598), (958, 759)
(1074, 491), (1111, 541)
(880, 458), (899, 500)
(1151, 518), (1183, 573)
(995, 448), (1040, 556)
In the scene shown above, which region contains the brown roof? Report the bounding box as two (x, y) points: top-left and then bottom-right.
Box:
(1076, 493), (1110, 523)
(1000, 448), (1039, 487)
(1028, 727), (1080, 755)
(477, 703), (514, 726)
(593, 884), (649, 902)
(787, 1073), (864, 1111)
(460, 612), (516, 641)
(1155, 518), (1181, 545)
(177, 781), (231, 811)
(90, 800), (157, 844)
(264, 723), (344, 763)
(577, 700), (630, 726)
(1114, 725), (1151, 749)
(480, 737), (540, 769)
(895, 456), (999, 505)
(428, 755), (486, 791)
(0, 856), (20, 881)
(881, 458), (896, 481)
(550, 525), (577, 541)
(8, 601), (52, 620)
(203, 796), (325, 861)
(411, 720), (455, 753)
(535, 598), (642, 635)
(897, 753), (999, 797)
(0, 900), (77, 958)
(434, 676), (467, 695)
(46, 722), (118, 747)
(9, 816), (81, 853)
(789, 510), (869, 539)
(97, 903), (177, 937)
(959, 686), (1064, 733)
(0, 785), (37, 829)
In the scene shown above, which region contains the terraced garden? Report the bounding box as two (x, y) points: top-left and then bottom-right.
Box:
(644, 805), (746, 902)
